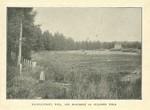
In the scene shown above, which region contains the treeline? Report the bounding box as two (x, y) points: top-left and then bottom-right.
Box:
(41, 30), (141, 50)
(7, 8), (141, 64)
(41, 31), (75, 51)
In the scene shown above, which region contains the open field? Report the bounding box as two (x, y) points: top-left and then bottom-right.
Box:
(32, 50), (141, 75)
(7, 50), (141, 99)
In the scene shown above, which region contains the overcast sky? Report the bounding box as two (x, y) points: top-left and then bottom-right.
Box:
(33, 7), (141, 42)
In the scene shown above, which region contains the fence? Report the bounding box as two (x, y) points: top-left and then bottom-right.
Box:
(22, 58), (37, 68)
(21, 58), (45, 81)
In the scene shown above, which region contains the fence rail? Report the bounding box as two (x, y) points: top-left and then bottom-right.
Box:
(22, 58), (37, 68)
(21, 58), (45, 81)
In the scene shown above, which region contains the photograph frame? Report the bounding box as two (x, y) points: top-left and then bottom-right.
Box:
(1, 0), (150, 110)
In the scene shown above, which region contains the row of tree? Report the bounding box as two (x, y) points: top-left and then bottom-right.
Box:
(41, 30), (141, 50)
(7, 8), (141, 65)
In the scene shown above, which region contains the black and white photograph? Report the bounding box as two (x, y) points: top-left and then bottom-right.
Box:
(6, 7), (142, 99)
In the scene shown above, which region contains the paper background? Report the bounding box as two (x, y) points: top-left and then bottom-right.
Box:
(0, 0), (150, 110)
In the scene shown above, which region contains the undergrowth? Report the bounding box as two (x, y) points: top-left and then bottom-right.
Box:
(7, 64), (141, 99)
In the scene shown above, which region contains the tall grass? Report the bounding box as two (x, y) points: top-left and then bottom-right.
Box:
(7, 51), (141, 99)
(7, 64), (141, 99)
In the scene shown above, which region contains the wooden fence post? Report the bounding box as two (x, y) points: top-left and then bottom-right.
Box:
(20, 63), (22, 75)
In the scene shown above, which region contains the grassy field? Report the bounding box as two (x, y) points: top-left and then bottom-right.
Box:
(7, 50), (141, 99)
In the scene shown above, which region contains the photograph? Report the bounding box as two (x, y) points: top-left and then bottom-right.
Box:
(6, 7), (142, 99)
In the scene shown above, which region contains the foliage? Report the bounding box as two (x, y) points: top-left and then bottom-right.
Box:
(40, 30), (141, 51)
(7, 8), (43, 64)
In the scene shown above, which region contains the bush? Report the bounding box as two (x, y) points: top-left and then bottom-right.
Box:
(7, 65), (19, 82)
(7, 74), (38, 99)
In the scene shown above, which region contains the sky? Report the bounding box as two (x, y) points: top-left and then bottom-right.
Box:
(33, 7), (142, 42)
